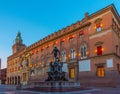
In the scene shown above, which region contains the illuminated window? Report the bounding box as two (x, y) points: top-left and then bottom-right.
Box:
(97, 66), (104, 77)
(36, 55), (39, 63)
(79, 30), (84, 38)
(41, 49), (44, 55)
(46, 46), (50, 53)
(46, 56), (50, 65)
(41, 55), (44, 65)
(97, 46), (102, 55)
(96, 23), (102, 32)
(23, 73), (27, 81)
(69, 38), (74, 42)
(70, 49), (76, 59)
(53, 43), (56, 47)
(69, 68), (75, 79)
(61, 41), (64, 45)
(80, 45), (87, 58)
(61, 51), (66, 62)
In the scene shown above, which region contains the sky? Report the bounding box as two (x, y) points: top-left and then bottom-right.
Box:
(0, 0), (120, 69)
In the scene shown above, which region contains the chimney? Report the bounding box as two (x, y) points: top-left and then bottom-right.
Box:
(85, 12), (89, 18)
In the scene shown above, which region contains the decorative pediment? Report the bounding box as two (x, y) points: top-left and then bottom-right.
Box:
(94, 18), (102, 24)
(95, 63), (106, 66)
(22, 52), (31, 59)
(95, 41), (104, 46)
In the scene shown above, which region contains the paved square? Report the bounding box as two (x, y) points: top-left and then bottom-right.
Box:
(1, 86), (120, 94)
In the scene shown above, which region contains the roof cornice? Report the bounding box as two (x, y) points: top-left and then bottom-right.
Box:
(88, 4), (120, 24)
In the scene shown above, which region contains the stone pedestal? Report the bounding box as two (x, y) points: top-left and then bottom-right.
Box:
(24, 81), (81, 92)
(33, 81), (80, 88)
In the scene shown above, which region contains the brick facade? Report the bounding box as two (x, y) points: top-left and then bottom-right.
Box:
(7, 4), (120, 87)
(0, 68), (7, 84)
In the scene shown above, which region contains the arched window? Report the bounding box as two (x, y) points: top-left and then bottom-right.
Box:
(46, 56), (50, 65)
(61, 51), (66, 62)
(41, 49), (44, 55)
(80, 45), (87, 59)
(41, 55), (44, 65)
(70, 49), (76, 59)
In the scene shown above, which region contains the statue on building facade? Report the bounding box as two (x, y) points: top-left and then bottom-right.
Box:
(25, 59), (29, 67)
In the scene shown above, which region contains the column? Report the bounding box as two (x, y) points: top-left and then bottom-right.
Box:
(8, 78), (10, 84)
(15, 77), (17, 85)
(18, 76), (20, 85)
(6, 78), (8, 84)
(10, 77), (11, 85)
(13, 77), (15, 85)
(17, 76), (18, 85)
(11, 77), (13, 85)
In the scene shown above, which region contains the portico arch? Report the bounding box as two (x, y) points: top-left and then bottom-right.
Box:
(15, 76), (17, 85)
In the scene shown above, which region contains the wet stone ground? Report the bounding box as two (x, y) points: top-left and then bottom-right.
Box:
(0, 85), (120, 94)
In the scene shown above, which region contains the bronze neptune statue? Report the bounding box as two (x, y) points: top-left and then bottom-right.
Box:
(45, 46), (68, 81)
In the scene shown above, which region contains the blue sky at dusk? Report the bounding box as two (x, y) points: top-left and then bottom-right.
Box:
(0, 0), (120, 68)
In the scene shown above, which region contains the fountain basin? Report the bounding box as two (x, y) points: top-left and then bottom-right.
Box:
(33, 81), (80, 88)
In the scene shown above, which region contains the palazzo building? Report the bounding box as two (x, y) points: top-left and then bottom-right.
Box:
(7, 4), (120, 87)
(0, 68), (7, 84)
(0, 59), (7, 84)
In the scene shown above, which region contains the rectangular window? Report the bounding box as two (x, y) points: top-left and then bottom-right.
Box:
(46, 47), (49, 53)
(61, 41), (64, 45)
(69, 38), (73, 42)
(69, 68), (75, 79)
(97, 66), (104, 77)
(41, 49), (44, 55)
(97, 46), (102, 55)
(46, 57), (50, 65)
(96, 23), (102, 32)
(79, 30), (84, 38)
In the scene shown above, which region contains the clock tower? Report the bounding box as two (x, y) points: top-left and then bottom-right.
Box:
(12, 32), (26, 54)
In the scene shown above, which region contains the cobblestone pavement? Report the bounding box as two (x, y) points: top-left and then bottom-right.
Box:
(0, 85), (120, 94)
